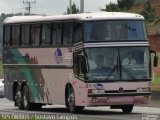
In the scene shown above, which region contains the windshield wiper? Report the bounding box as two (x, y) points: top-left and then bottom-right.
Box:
(105, 65), (118, 80)
(122, 66), (136, 79)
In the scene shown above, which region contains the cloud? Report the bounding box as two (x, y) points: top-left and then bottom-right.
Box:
(0, 0), (117, 15)
(0, 0), (24, 14)
(0, 1), (10, 10)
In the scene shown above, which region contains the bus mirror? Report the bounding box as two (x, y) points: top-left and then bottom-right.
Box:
(150, 49), (158, 67)
(154, 55), (158, 67)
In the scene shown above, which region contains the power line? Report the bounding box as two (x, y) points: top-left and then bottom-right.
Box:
(23, 0), (36, 14)
(0, 0), (64, 15)
(31, 0), (65, 15)
(80, 0), (84, 13)
(69, 0), (72, 14)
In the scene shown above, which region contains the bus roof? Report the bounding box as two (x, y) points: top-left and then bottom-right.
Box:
(4, 12), (144, 24)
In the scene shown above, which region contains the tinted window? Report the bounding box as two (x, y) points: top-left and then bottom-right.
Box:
(51, 23), (62, 46)
(85, 47), (150, 82)
(21, 24), (30, 46)
(11, 25), (20, 46)
(73, 22), (83, 43)
(74, 52), (79, 76)
(31, 24), (40, 46)
(73, 51), (86, 80)
(84, 21), (147, 41)
(63, 22), (72, 45)
(41, 23), (51, 46)
(4, 25), (11, 46)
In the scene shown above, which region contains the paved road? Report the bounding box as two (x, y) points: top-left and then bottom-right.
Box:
(0, 98), (160, 120)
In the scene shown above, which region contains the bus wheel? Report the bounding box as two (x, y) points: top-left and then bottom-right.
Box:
(121, 105), (133, 113)
(15, 87), (24, 110)
(22, 85), (31, 110)
(67, 87), (84, 113)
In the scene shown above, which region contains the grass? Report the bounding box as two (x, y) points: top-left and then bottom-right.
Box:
(152, 73), (160, 91)
(151, 52), (160, 90)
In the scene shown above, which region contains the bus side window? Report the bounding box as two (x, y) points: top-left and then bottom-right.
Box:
(73, 52), (79, 76)
(31, 24), (40, 46)
(4, 25), (11, 46)
(51, 23), (62, 46)
(11, 25), (20, 46)
(63, 22), (73, 45)
(21, 24), (30, 46)
(41, 23), (51, 46)
(73, 22), (83, 43)
(73, 51), (86, 80)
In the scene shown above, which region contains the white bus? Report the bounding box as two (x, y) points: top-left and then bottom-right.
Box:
(3, 12), (157, 113)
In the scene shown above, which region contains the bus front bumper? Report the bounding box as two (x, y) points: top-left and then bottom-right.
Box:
(88, 92), (151, 97)
(83, 92), (151, 106)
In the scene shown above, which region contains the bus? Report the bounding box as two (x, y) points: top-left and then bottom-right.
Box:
(2, 12), (158, 113)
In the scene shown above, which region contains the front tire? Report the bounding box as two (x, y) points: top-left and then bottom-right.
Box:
(121, 105), (133, 113)
(66, 87), (84, 113)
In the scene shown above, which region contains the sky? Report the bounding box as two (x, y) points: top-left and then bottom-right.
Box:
(0, 0), (117, 15)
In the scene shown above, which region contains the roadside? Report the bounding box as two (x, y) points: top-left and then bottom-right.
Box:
(149, 91), (160, 107)
(138, 90), (160, 108)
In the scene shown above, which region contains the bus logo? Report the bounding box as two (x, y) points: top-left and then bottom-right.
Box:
(55, 48), (63, 64)
(94, 83), (103, 89)
(119, 87), (124, 93)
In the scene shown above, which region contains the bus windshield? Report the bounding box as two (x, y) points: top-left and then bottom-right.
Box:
(85, 47), (150, 81)
(84, 20), (147, 41)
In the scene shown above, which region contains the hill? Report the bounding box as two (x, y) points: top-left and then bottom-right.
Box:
(129, 0), (160, 35)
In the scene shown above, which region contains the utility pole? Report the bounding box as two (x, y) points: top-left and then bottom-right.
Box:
(80, 0), (84, 13)
(69, 0), (72, 14)
(23, 0), (36, 15)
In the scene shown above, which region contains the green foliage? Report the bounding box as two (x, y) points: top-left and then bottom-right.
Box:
(101, 0), (135, 12)
(134, 0), (147, 5)
(117, 0), (135, 10)
(65, 2), (80, 14)
(101, 3), (120, 12)
(0, 13), (22, 21)
(140, 0), (157, 22)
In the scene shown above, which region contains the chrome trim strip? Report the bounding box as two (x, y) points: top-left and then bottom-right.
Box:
(84, 42), (149, 48)
(3, 64), (73, 69)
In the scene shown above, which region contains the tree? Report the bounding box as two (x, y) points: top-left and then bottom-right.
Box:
(140, 0), (156, 22)
(65, 2), (80, 14)
(118, 0), (135, 10)
(101, 3), (120, 12)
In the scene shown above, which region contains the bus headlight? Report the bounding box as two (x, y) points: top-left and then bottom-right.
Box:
(137, 88), (149, 93)
(89, 89), (105, 94)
